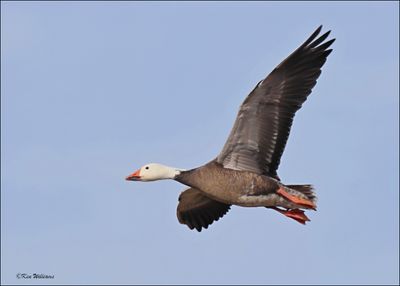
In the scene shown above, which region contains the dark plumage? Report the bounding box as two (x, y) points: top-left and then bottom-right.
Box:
(126, 26), (335, 232)
(218, 25), (334, 179)
(177, 187), (230, 232)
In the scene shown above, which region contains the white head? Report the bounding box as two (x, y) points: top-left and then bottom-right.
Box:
(125, 163), (184, 182)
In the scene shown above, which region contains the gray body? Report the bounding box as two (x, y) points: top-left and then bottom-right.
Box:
(176, 161), (304, 209)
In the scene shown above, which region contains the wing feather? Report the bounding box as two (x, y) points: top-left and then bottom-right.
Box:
(217, 26), (335, 177)
(177, 188), (231, 232)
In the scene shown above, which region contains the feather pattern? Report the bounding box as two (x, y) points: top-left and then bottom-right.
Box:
(177, 187), (231, 232)
(217, 25), (335, 177)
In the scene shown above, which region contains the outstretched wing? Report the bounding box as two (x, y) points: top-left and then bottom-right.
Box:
(177, 188), (231, 232)
(217, 26), (335, 178)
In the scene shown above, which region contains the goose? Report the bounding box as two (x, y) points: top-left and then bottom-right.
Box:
(126, 26), (335, 231)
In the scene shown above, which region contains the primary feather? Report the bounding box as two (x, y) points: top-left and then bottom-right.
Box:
(217, 25), (335, 178)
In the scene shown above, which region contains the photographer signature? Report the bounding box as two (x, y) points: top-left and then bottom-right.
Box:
(16, 273), (54, 279)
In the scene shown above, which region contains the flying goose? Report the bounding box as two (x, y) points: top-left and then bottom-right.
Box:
(126, 26), (335, 231)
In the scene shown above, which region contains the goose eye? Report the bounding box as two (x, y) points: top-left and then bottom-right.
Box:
(145, 166), (149, 170)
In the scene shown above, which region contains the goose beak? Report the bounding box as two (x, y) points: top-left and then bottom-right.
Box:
(126, 169), (141, 181)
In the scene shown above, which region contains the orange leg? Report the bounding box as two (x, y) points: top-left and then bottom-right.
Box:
(269, 207), (310, 225)
(277, 187), (316, 210)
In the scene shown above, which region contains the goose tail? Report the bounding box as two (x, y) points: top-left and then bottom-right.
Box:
(268, 184), (317, 224)
(286, 184), (317, 206)
(277, 184), (317, 210)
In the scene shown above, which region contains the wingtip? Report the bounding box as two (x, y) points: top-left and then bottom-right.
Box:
(323, 30), (331, 38)
(313, 25), (322, 37)
(324, 38), (336, 48)
(302, 25), (324, 47)
(314, 25), (323, 36)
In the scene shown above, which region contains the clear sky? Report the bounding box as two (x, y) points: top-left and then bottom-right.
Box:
(1, 1), (399, 285)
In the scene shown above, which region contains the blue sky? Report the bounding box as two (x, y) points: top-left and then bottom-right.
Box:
(1, 1), (399, 285)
